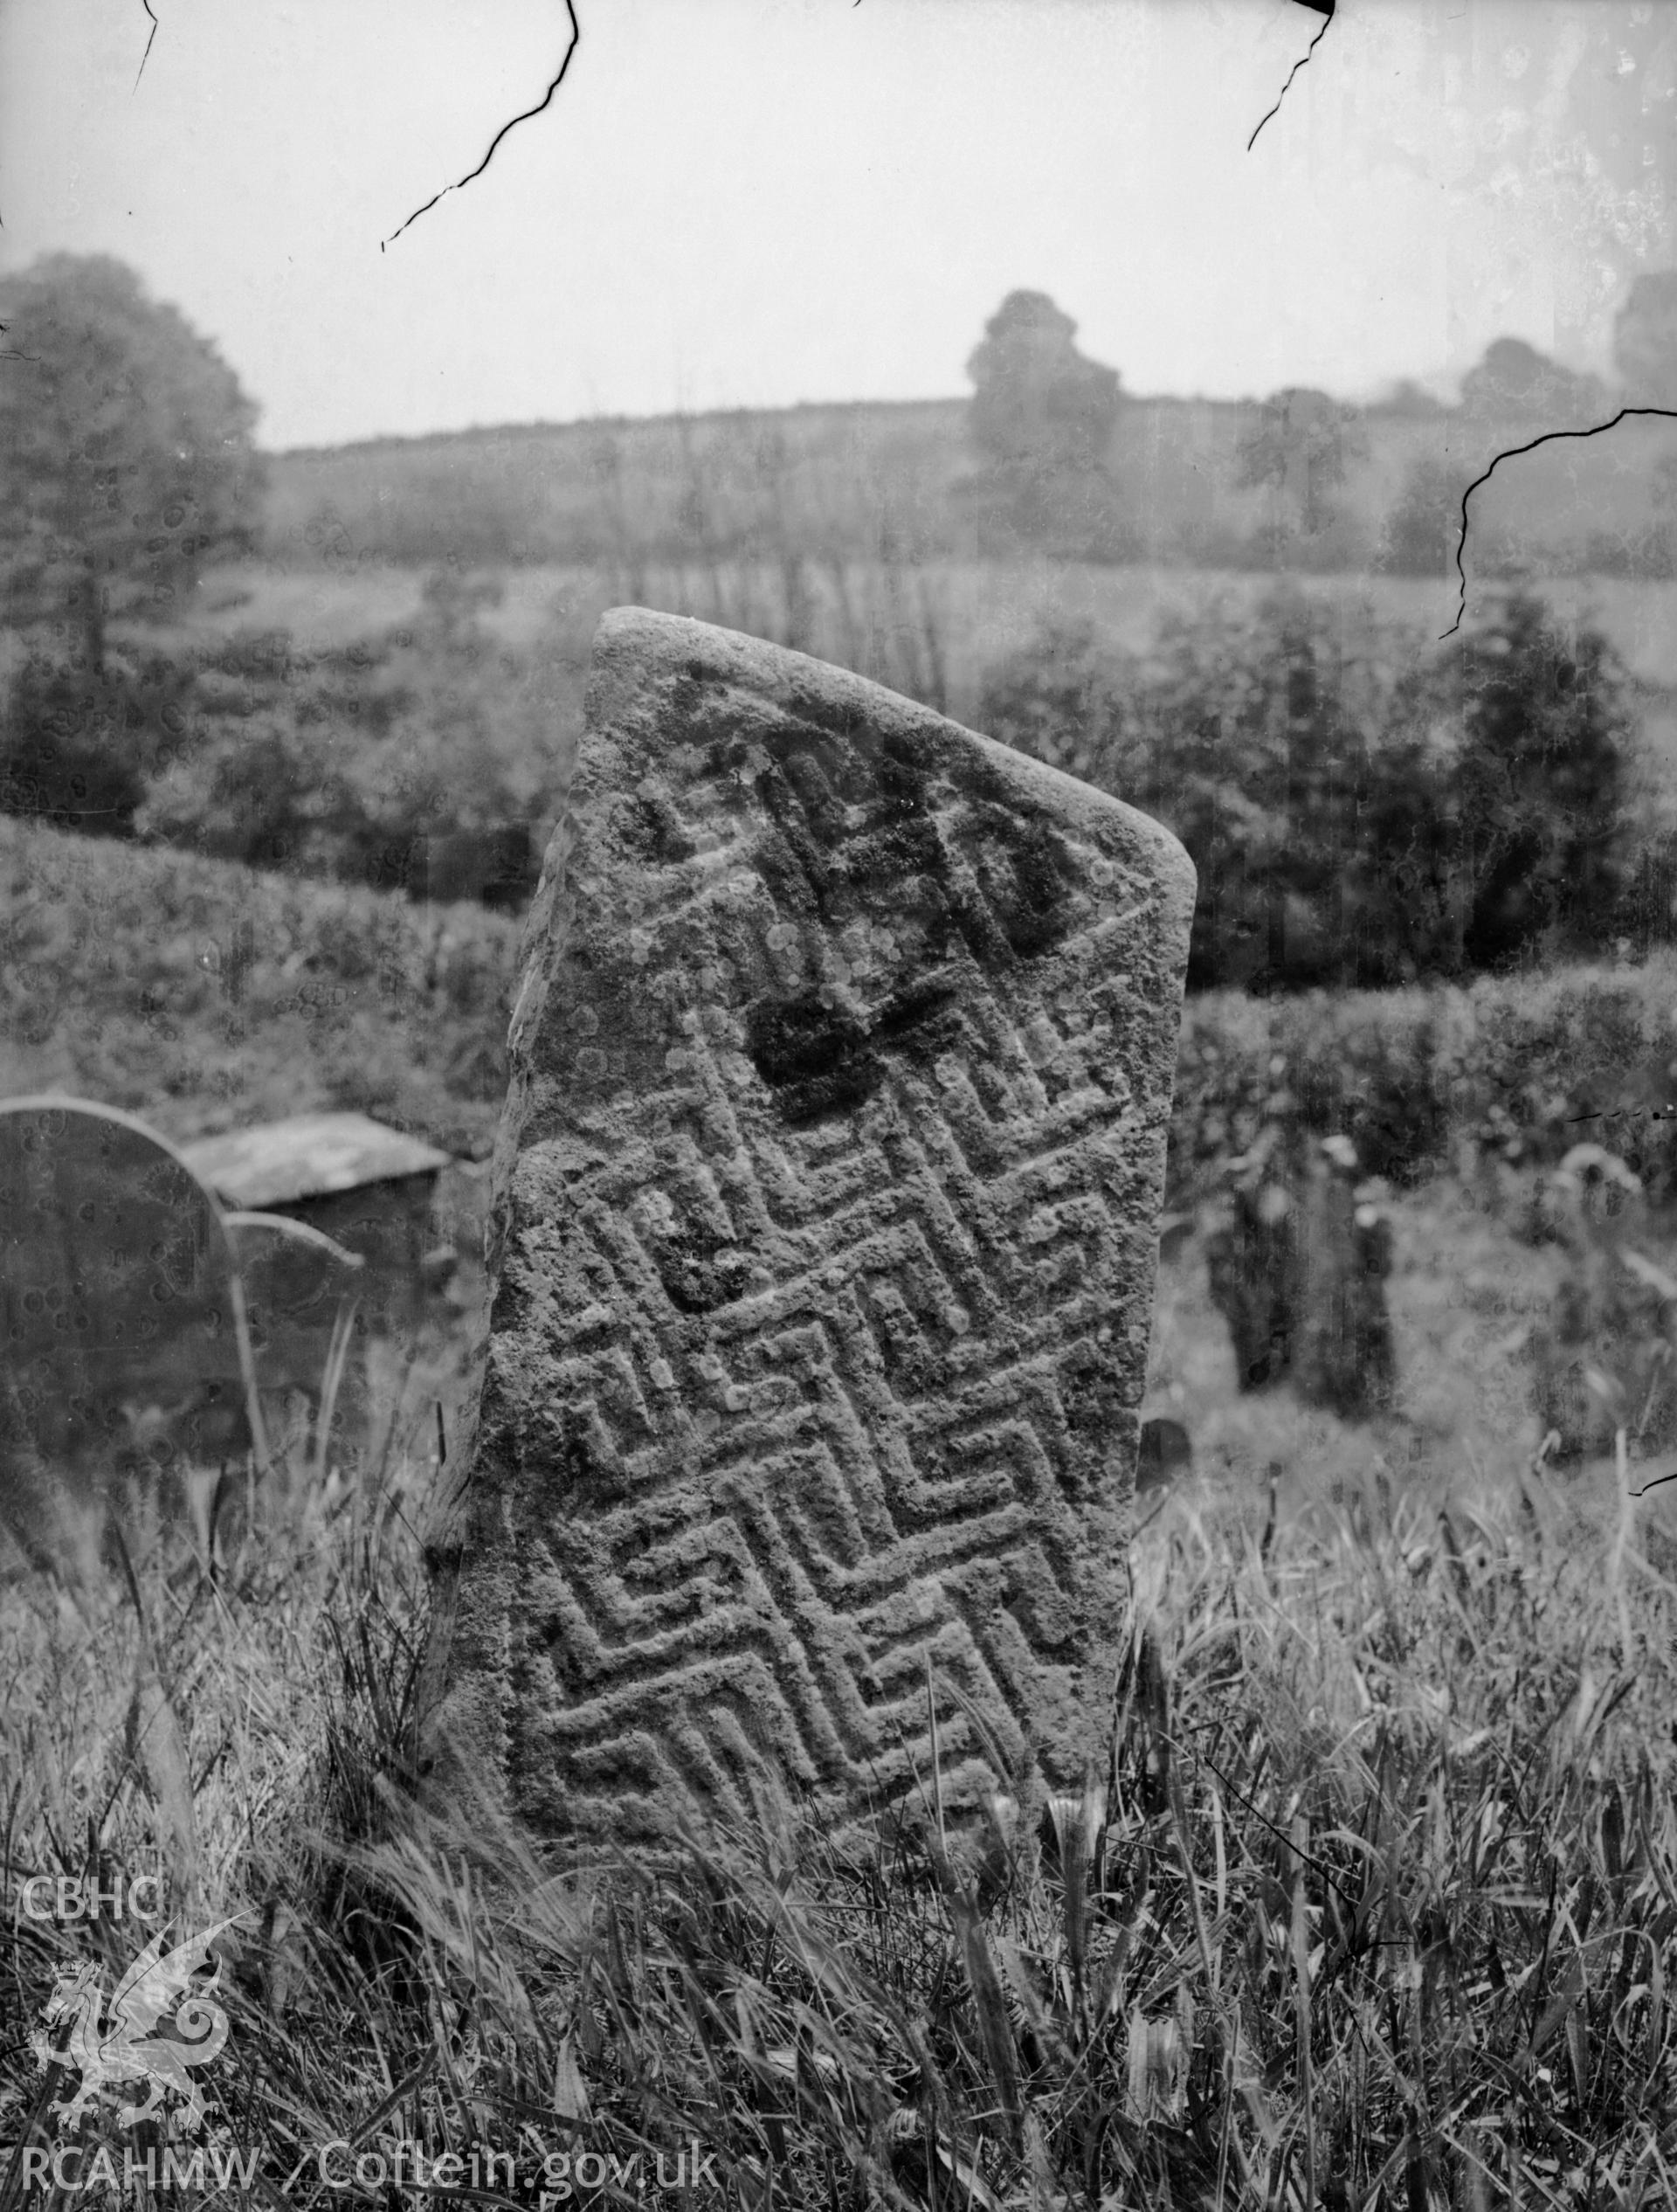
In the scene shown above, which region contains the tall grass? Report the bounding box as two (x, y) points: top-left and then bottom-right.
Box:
(5, 1432), (1677, 2209)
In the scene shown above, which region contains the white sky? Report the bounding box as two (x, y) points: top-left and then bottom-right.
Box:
(2, 0), (1674, 450)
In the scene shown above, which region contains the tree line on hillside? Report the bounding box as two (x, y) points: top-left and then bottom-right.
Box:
(3, 250), (1677, 985)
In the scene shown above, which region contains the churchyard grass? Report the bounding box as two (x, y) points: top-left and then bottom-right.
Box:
(4, 1362), (1677, 2207)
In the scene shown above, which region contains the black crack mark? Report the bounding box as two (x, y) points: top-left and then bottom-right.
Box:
(135, 0), (158, 91)
(1442, 405), (1677, 639)
(382, 0), (581, 251)
(1566, 1106), (1677, 1127)
(1247, 0), (1335, 153)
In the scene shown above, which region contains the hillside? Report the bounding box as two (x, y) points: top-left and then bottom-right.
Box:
(15, 805), (1677, 1206)
(260, 387), (1677, 581)
(0, 815), (519, 1160)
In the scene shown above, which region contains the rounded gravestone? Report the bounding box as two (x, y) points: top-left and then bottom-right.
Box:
(0, 1097), (246, 1540)
(224, 1212), (364, 1397)
(223, 1211), (366, 1455)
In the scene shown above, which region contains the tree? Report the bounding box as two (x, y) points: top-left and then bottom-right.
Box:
(1614, 273), (1677, 408)
(977, 591), (1394, 992)
(0, 647), (190, 839)
(1460, 336), (1605, 425)
(0, 254), (265, 671)
(977, 586), (1639, 992)
(1233, 387), (1367, 550)
(1377, 379), (1447, 417)
(1439, 590), (1634, 969)
(966, 291), (1120, 535)
(138, 572), (560, 901)
(1379, 454), (1466, 577)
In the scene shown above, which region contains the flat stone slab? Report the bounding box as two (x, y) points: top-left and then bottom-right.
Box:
(182, 1112), (451, 1211)
(424, 610), (1194, 1844)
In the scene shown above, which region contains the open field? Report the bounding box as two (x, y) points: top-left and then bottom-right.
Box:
(157, 556), (1677, 785)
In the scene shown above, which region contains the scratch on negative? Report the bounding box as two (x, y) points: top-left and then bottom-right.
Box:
(383, 0), (582, 252)
(1442, 405), (1677, 639)
(135, 0), (158, 91)
(1248, 3), (1335, 153)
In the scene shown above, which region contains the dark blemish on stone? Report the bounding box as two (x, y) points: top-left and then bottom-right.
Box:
(744, 992), (884, 1124)
(642, 1212), (756, 1317)
(753, 828), (822, 924)
(620, 791), (696, 866)
(746, 971), (965, 1129)
(841, 816), (944, 891)
(872, 974), (961, 1054)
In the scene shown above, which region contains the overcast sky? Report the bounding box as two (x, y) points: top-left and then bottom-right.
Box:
(2, 0), (1674, 450)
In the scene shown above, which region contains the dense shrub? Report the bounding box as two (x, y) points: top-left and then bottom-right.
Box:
(1169, 956), (1677, 1209)
(135, 571), (564, 900)
(0, 647), (194, 837)
(979, 584), (1639, 991)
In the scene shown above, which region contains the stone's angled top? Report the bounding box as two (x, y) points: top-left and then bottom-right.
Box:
(585, 605), (1194, 858)
(182, 1112), (452, 1212)
(427, 610), (1195, 1850)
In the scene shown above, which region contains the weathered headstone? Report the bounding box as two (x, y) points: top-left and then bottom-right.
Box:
(223, 1211), (365, 1424)
(1204, 1127), (1297, 1393)
(1206, 1129), (1395, 1420)
(0, 1098), (247, 1550)
(1136, 1416), (1193, 1495)
(1530, 1144), (1677, 1461)
(182, 1111), (451, 1335)
(1293, 1136), (1397, 1421)
(423, 610), (1195, 1845)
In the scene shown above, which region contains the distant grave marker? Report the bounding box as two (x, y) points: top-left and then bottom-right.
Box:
(0, 1097), (248, 1539)
(223, 1210), (364, 1421)
(424, 609), (1195, 1846)
(182, 1111), (450, 1333)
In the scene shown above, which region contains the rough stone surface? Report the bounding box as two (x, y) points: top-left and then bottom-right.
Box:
(424, 611), (1195, 1845)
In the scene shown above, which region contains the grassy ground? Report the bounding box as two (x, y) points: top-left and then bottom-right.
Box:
(4, 1352), (1677, 2208)
(1143, 1168), (1677, 1540)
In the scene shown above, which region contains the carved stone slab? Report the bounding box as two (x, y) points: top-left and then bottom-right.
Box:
(424, 611), (1195, 1844)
